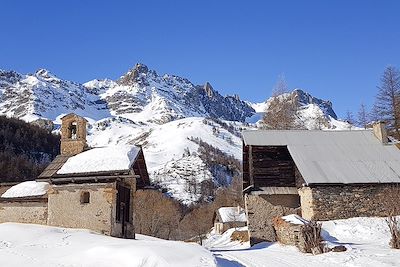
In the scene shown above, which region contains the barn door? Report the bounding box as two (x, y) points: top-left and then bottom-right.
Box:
(116, 183), (131, 238)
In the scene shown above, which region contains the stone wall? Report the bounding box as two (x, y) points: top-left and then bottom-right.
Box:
(0, 200), (48, 224)
(245, 194), (300, 244)
(299, 184), (400, 221)
(273, 218), (301, 246)
(47, 183), (115, 235)
(60, 114), (87, 156)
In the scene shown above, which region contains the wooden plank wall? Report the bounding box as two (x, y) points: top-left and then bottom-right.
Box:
(243, 145), (296, 188)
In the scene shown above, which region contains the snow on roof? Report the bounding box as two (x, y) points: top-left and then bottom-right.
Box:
(217, 207), (247, 223)
(242, 130), (400, 184)
(282, 214), (309, 225)
(57, 146), (140, 175)
(1, 181), (49, 198)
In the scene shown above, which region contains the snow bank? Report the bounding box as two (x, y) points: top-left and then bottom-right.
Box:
(218, 207), (247, 223)
(215, 216), (400, 267)
(1, 181), (49, 198)
(204, 226), (250, 250)
(57, 145), (140, 174)
(282, 214), (309, 225)
(0, 223), (216, 267)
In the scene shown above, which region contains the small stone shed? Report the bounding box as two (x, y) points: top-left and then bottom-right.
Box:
(214, 206), (247, 234)
(0, 113), (150, 239)
(242, 122), (400, 243)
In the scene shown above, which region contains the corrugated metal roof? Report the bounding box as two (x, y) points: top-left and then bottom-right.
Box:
(242, 130), (400, 184)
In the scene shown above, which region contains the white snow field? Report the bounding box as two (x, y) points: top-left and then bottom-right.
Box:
(0, 223), (216, 267)
(208, 217), (400, 267)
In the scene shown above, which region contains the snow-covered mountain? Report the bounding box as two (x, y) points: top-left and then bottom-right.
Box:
(249, 89), (351, 130)
(0, 63), (351, 203)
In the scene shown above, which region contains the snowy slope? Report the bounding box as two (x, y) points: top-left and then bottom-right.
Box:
(87, 117), (244, 203)
(0, 223), (216, 267)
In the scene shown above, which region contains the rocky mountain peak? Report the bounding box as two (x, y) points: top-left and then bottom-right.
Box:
(118, 63), (150, 86)
(34, 69), (60, 82)
(204, 82), (214, 98)
(0, 70), (22, 85)
(292, 89), (337, 119)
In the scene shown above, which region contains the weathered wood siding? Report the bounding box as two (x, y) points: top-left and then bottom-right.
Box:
(243, 145), (297, 188)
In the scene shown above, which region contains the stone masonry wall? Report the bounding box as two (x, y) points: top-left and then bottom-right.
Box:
(47, 183), (115, 235)
(0, 200), (48, 225)
(245, 194), (300, 244)
(299, 184), (400, 221)
(273, 218), (302, 246)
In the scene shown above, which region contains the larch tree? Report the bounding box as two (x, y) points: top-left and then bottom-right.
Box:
(345, 110), (355, 130)
(262, 74), (303, 130)
(373, 66), (400, 137)
(357, 103), (370, 129)
(272, 73), (289, 96)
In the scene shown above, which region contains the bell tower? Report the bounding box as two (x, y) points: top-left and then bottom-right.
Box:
(60, 113), (88, 156)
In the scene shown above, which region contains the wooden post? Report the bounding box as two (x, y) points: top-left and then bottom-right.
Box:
(249, 145), (254, 186)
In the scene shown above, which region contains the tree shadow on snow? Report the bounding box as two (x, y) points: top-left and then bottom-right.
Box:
(211, 242), (273, 252)
(321, 229), (358, 247)
(214, 254), (245, 267)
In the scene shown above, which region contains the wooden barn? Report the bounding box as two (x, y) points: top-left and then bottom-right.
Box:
(242, 122), (400, 243)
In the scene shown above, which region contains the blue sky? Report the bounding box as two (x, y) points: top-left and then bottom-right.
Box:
(1, 0), (400, 118)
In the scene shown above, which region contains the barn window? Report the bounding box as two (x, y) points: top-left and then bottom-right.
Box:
(80, 191), (90, 204)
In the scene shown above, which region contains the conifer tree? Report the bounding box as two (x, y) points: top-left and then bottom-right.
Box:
(373, 66), (400, 137)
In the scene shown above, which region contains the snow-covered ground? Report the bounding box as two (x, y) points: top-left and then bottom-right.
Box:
(1, 217), (399, 266)
(207, 217), (400, 267)
(0, 223), (216, 267)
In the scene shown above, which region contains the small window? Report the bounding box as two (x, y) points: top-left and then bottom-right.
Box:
(80, 191), (90, 204)
(69, 122), (77, 139)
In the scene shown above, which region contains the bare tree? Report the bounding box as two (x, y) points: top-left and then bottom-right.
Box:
(345, 110), (354, 130)
(373, 66), (400, 137)
(310, 109), (327, 130)
(357, 103), (370, 129)
(382, 186), (400, 249)
(272, 73), (289, 97)
(262, 95), (303, 130)
(134, 190), (182, 240)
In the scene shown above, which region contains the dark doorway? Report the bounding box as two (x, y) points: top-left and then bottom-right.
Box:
(116, 183), (131, 238)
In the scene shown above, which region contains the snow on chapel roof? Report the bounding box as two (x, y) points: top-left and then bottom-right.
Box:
(217, 207), (247, 223)
(242, 130), (400, 184)
(1, 181), (49, 198)
(57, 146), (140, 175)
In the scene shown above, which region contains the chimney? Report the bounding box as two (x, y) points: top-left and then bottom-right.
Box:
(372, 121), (388, 144)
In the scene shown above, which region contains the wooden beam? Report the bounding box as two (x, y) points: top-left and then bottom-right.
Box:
(249, 145), (254, 186)
(38, 174), (140, 184)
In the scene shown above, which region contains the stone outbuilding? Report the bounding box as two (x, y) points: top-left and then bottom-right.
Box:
(0, 113), (150, 239)
(213, 206), (247, 234)
(242, 122), (400, 243)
